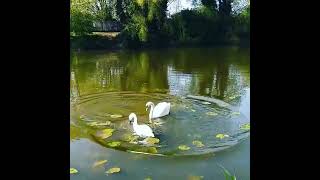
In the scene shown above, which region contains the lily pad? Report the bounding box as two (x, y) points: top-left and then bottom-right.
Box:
(97, 128), (114, 139)
(106, 167), (121, 174)
(178, 145), (190, 151)
(192, 140), (205, 148)
(216, 134), (230, 139)
(240, 123), (250, 130)
(70, 168), (78, 174)
(110, 114), (123, 118)
(122, 133), (138, 142)
(107, 141), (121, 147)
(206, 112), (218, 116)
(145, 137), (160, 145)
(135, 146), (158, 154)
(188, 175), (204, 180)
(201, 101), (211, 105)
(93, 160), (108, 167)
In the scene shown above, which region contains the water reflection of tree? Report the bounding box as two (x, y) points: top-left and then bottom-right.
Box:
(70, 54), (80, 101)
(70, 47), (249, 100)
(120, 52), (169, 92)
(167, 47), (249, 102)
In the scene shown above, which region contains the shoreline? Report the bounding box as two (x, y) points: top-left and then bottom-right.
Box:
(70, 34), (250, 51)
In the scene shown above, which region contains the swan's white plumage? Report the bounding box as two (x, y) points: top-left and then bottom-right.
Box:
(129, 113), (154, 138)
(146, 102), (171, 122)
(152, 102), (171, 118)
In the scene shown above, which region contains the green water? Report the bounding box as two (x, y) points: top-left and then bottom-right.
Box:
(70, 47), (250, 179)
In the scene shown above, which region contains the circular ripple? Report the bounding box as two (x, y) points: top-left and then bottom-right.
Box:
(70, 91), (250, 156)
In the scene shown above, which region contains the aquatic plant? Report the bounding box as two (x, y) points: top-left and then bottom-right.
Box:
(219, 165), (237, 180)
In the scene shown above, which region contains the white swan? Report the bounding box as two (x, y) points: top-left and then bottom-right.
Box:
(128, 113), (154, 138)
(146, 101), (171, 123)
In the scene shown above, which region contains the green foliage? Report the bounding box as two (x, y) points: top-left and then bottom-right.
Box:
(219, 165), (237, 180)
(120, 0), (169, 47)
(167, 7), (219, 44)
(233, 6), (250, 40)
(70, 0), (119, 35)
(70, 0), (250, 48)
(70, 0), (95, 35)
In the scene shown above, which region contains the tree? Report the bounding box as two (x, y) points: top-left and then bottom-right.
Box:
(70, 0), (95, 35)
(201, 0), (217, 10)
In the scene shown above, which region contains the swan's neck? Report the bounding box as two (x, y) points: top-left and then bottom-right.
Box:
(132, 117), (138, 127)
(149, 104), (155, 123)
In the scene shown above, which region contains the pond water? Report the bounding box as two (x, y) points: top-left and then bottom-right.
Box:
(70, 47), (250, 179)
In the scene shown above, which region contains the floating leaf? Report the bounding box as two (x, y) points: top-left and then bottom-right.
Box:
(122, 133), (138, 142)
(87, 121), (111, 126)
(145, 137), (160, 144)
(107, 141), (121, 147)
(231, 112), (241, 116)
(228, 95), (238, 100)
(191, 109), (196, 112)
(188, 175), (204, 180)
(70, 168), (78, 174)
(87, 122), (98, 126)
(148, 147), (158, 153)
(192, 140), (205, 148)
(206, 112), (218, 116)
(96, 121), (111, 126)
(240, 123), (250, 131)
(93, 160), (108, 167)
(178, 145), (190, 151)
(110, 114), (123, 118)
(144, 177), (152, 180)
(202, 101), (211, 105)
(216, 134), (230, 139)
(97, 128), (114, 139)
(106, 167), (121, 174)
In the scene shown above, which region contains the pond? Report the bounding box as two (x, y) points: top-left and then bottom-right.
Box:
(70, 47), (250, 179)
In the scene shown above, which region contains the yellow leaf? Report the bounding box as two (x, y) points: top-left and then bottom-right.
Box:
(192, 140), (205, 148)
(70, 168), (78, 174)
(178, 145), (190, 151)
(216, 134), (230, 139)
(107, 141), (121, 147)
(97, 128), (114, 139)
(110, 114), (123, 118)
(106, 167), (121, 174)
(93, 160), (107, 167)
(145, 137), (160, 144)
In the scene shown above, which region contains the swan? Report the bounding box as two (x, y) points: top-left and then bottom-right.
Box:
(128, 113), (154, 138)
(146, 101), (171, 123)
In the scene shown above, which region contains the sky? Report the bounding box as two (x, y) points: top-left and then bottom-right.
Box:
(167, 0), (249, 16)
(167, 0), (194, 15)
